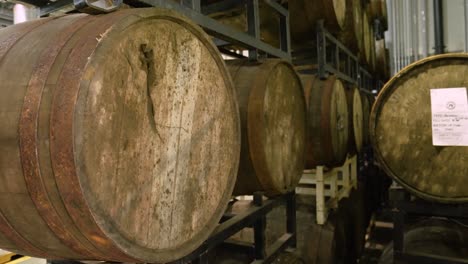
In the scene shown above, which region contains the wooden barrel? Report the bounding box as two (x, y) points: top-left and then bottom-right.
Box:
(375, 39), (387, 77)
(370, 54), (468, 203)
(362, 10), (372, 65)
(302, 75), (349, 168)
(339, 0), (364, 53)
(0, 9), (240, 262)
(303, 206), (350, 264)
(289, 0), (347, 43)
(347, 85), (364, 154)
(369, 0), (388, 29)
(339, 191), (367, 263)
(361, 92), (372, 146)
(227, 60), (306, 196)
(369, 25), (376, 72)
(379, 219), (468, 264)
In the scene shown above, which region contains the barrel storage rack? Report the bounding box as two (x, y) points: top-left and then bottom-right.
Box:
(171, 192), (297, 264)
(44, 192), (297, 264)
(10, 0), (297, 263)
(296, 155), (358, 225)
(390, 187), (468, 264)
(293, 20), (378, 94)
(23, 0), (291, 61)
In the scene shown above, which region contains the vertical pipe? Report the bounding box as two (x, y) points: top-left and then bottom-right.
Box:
(393, 0), (401, 72)
(465, 0), (468, 52)
(413, 0), (419, 61)
(398, 0), (403, 71)
(387, 0), (396, 75)
(420, 0), (428, 58)
(406, 0), (411, 65)
(433, 0), (444, 54)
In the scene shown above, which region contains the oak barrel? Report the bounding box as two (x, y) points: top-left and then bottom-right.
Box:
(289, 0), (347, 42)
(0, 9), (240, 262)
(375, 39), (387, 77)
(369, 24), (377, 72)
(339, 0), (364, 53)
(361, 92), (372, 146)
(369, 0), (388, 29)
(370, 54), (468, 203)
(362, 10), (372, 65)
(302, 75), (349, 168)
(227, 60), (306, 196)
(303, 206), (350, 264)
(379, 219), (468, 264)
(347, 85), (364, 154)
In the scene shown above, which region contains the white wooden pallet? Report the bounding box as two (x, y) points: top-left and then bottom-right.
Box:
(296, 155), (358, 225)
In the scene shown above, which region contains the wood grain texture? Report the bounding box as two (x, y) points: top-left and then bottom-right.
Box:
(361, 92), (372, 146)
(339, 0), (364, 53)
(302, 75), (349, 168)
(227, 60), (306, 196)
(346, 85), (364, 154)
(370, 53), (468, 203)
(375, 39), (386, 76)
(303, 207), (349, 264)
(289, 0), (347, 43)
(0, 8), (240, 262)
(362, 10), (372, 65)
(369, 0), (388, 29)
(369, 24), (376, 72)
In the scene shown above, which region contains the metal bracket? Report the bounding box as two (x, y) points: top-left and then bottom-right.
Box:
(390, 188), (468, 264)
(74, 0), (122, 14)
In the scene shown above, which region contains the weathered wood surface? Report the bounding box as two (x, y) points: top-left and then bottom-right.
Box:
(369, 0), (388, 28)
(303, 205), (350, 264)
(302, 75), (349, 168)
(0, 8), (240, 262)
(346, 85), (364, 154)
(362, 10), (372, 65)
(361, 92), (372, 146)
(289, 0), (347, 43)
(227, 60), (306, 196)
(375, 39), (390, 80)
(374, 39), (387, 75)
(370, 54), (468, 203)
(369, 24), (376, 72)
(339, 0), (364, 53)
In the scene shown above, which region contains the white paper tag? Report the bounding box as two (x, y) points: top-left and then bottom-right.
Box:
(430, 87), (468, 146)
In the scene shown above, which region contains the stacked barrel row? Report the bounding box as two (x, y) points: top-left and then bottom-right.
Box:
(289, 0), (390, 80)
(0, 6), (375, 264)
(205, 0), (389, 78)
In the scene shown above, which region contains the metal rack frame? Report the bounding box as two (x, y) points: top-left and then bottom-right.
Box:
(294, 20), (378, 93)
(20, 0), (291, 61)
(171, 192), (297, 264)
(390, 188), (468, 264)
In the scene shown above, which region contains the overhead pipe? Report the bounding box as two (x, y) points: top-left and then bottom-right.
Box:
(433, 0), (444, 54)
